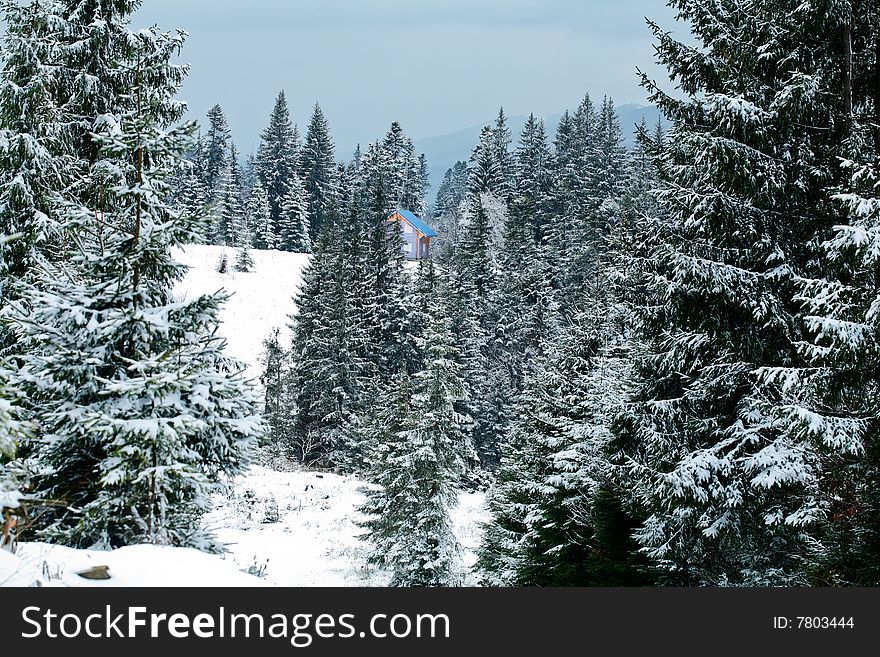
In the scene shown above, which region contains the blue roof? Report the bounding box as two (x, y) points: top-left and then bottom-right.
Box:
(394, 209), (438, 238)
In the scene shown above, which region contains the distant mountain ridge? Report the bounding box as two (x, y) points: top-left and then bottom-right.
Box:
(414, 103), (666, 202)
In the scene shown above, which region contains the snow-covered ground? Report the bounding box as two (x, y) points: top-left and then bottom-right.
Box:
(1, 543), (265, 587)
(203, 464), (488, 587)
(3, 464), (487, 587)
(4, 244), (489, 587)
(171, 243), (308, 381)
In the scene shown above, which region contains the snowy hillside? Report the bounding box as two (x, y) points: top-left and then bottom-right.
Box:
(171, 244), (309, 380)
(170, 245), (488, 586)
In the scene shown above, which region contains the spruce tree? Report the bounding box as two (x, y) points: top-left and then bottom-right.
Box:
(255, 90), (298, 243)
(217, 142), (246, 246)
(259, 327), (290, 449)
(492, 107), (513, 201)
(288, 208), (361, 465)
(278, 173), (311, 253)
(359, 292), (470, 587)
(0, 375), (28, 509)
(616, 0), (863, 585)
(0, 0), (69, 294)
(247, 179), (275, 250)
(469, 125), (505, 198)
(300, 102), (337, 237)
(432, 161), (469, 262)
(453, 192), (506, 467)
(759, 2), (880, 584)
(379, 122), (426, 215)
(6, 23), (259, 550)
(235, 243), (255, 272)
(203, 103), (231, 200)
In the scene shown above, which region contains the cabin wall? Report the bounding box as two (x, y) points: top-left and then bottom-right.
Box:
(386, 213), (431, 259)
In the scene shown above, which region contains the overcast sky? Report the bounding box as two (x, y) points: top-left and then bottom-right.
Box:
(132, 0), (682, 157)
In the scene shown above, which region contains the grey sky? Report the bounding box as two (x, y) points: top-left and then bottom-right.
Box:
(133, 0), (682, 157)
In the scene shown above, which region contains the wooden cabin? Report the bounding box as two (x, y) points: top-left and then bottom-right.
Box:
(386, 209), (437, 260)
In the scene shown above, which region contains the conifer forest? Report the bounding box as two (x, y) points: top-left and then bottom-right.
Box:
(1, 0), (879, 588)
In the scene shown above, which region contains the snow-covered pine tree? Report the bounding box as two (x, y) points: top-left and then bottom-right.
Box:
(175, 158), (210, 238)
(234, 242), (255, 273)
(277, 173), (311, 253)
(468, 124), (506, 198)
(0, 234), (32, 507)
(335, 156), (356, 219)
(512, 114), (552, 242)
(480, 245), (650, 585)
(217, 142), (246, 246)
(756, 2), (880, 585)
(241, 151), (258, 196)
(492, 115), (555, 398)
(453, 179), (506, 467)
(432, 161), (468, 262)
(373, 153), (419, 381)
(492, 107), (513, 202)
(259, 327), (290, 449)
(288, 205), (362, 466)
(359, 291), (470, 587)
(203, 103), (231, 201)
(247, 179), (275, 250)
(417, 153), (430, 216)
(379, 122), (427, 216)
(300, 102), (337, 238)
(0, 0), (70, 298)
(546, 95), (600, 312)
(255, 90), (299, 244)
(617, 0), (861, 585)
(0, 357), (30, 509)
(593, 97), (628, 205)
(7, 24), (259, 550)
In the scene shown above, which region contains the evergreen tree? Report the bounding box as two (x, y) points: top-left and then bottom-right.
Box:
(259, 327), (290, 449)
(379, 122), (427, 215)
(247, 179), (275, 250)
(469, 125), (505, 198)
(203, 104), (231, 200)
(288, 209), (362, 465)
(235, 243), (255, 272)
(432, 161), (469, 262)
(0, 373), (28, 509)
(454, 193), (505, 467)
(278, 173), (311, 253)
(480, 298), (648, 585)
(6, 23), (259, 550)
(0, 0), (69, 292)
(300, 102), (337, 237)
(616, 0), (863, 585)
(761, 2), (880, 584)
(492, 107), (513, 200)
(217, 142), (246, 246)
(359, 292), (470, 586)
(417, 153), (431, 216)
(176, 161), (210, 237)
(256, 90), (298, 243)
